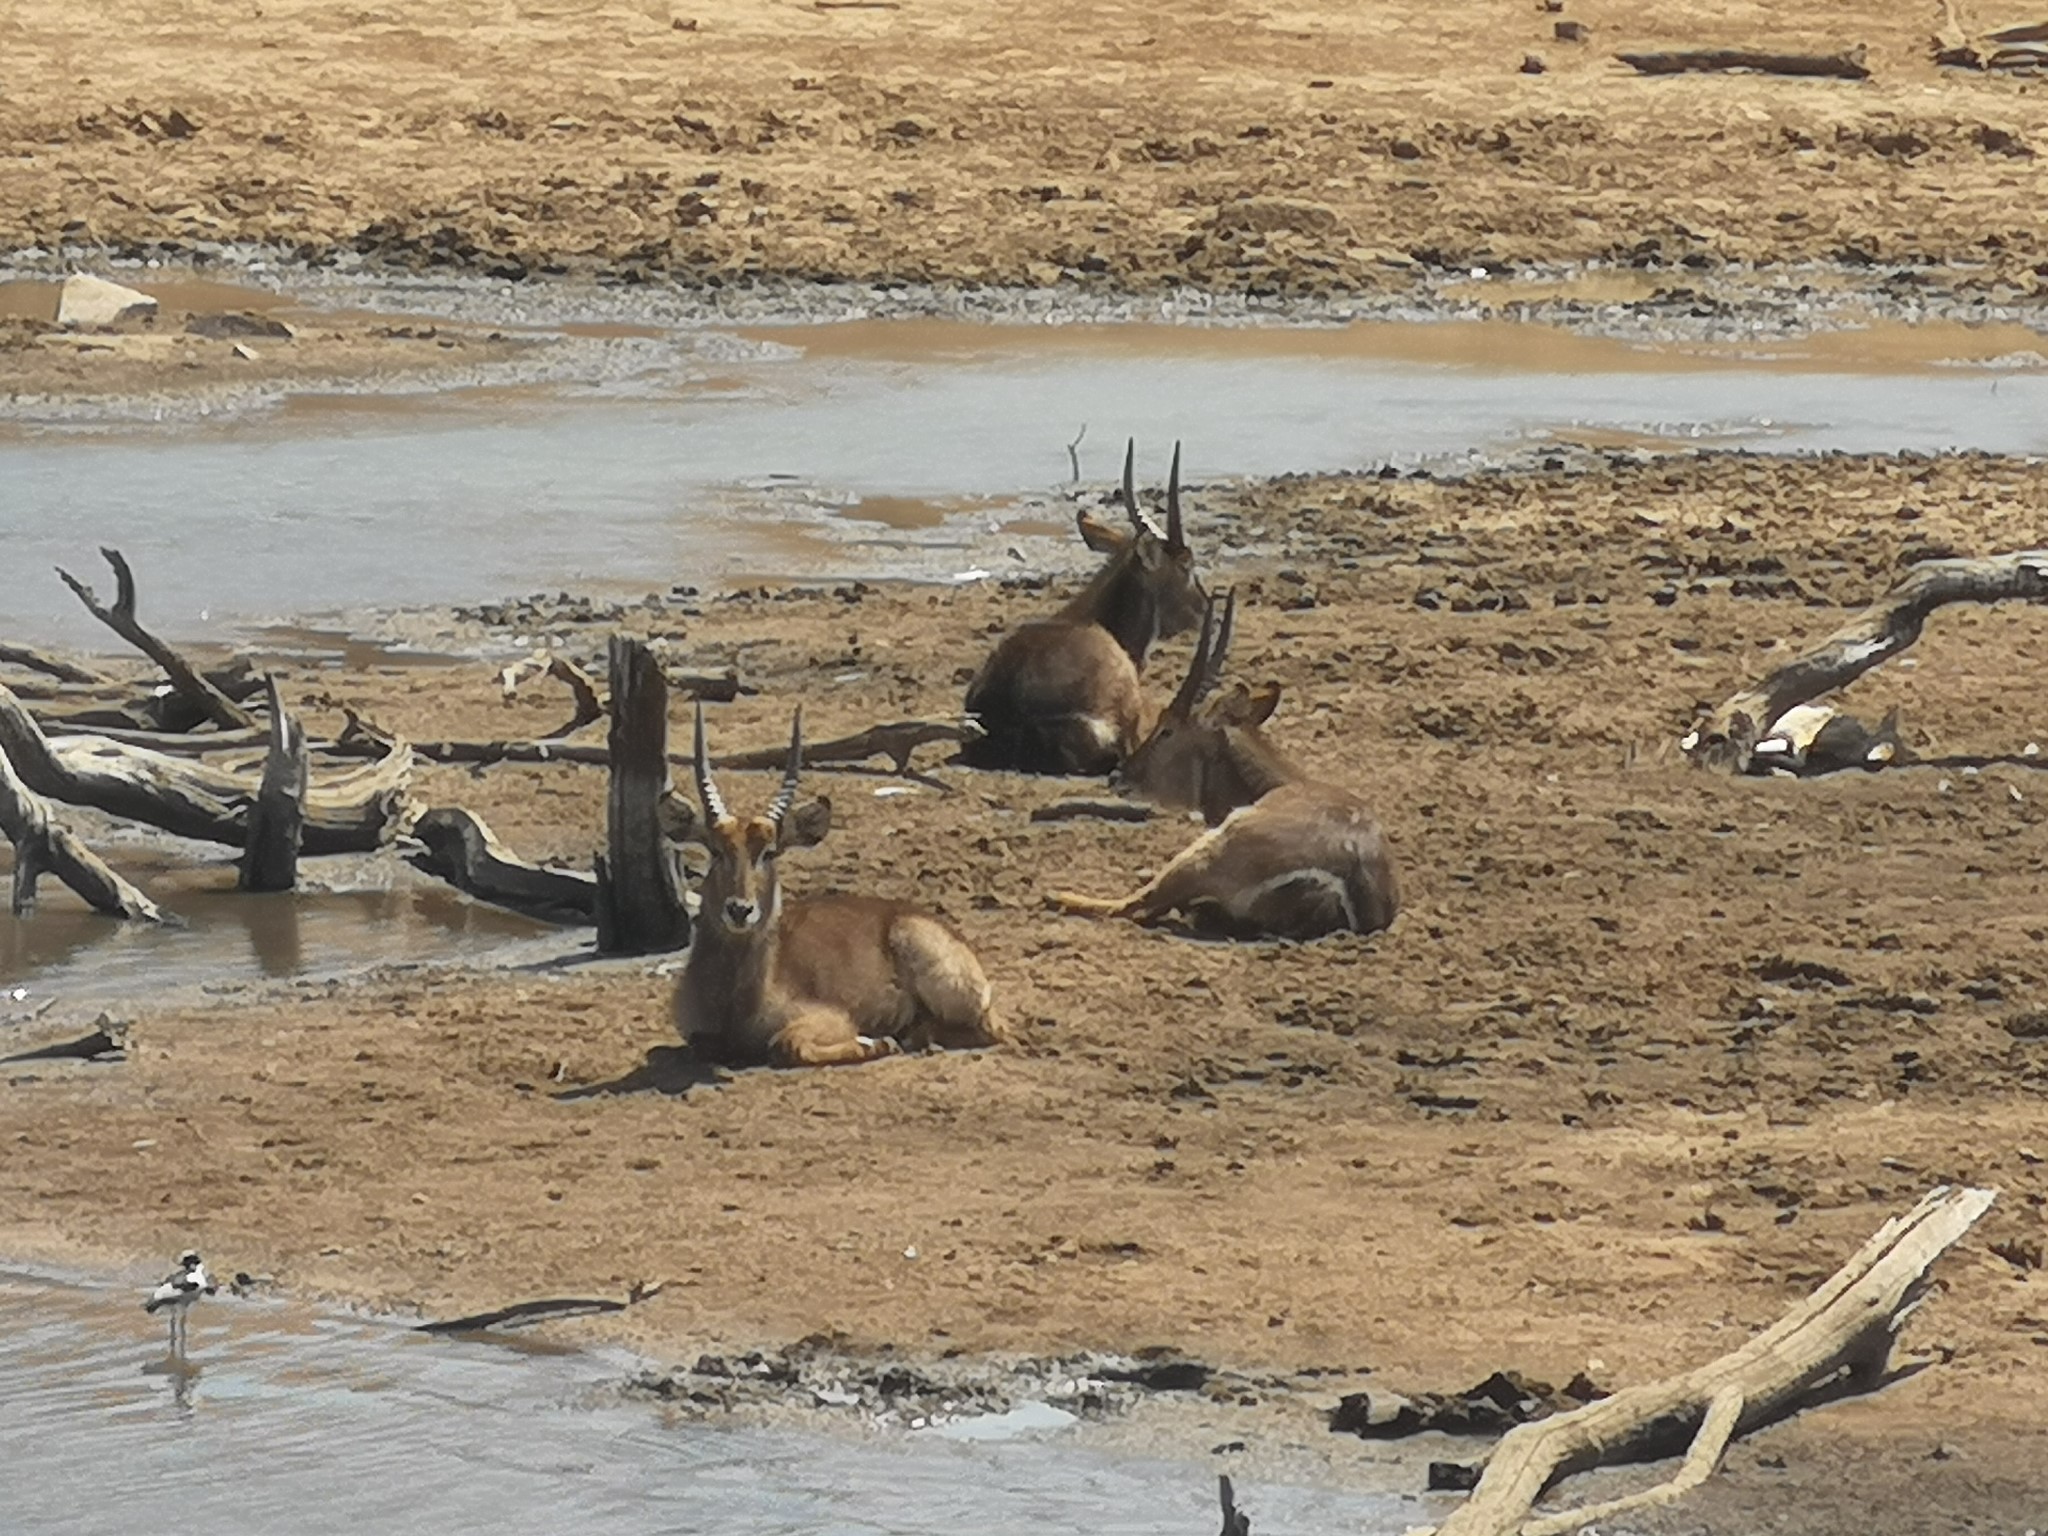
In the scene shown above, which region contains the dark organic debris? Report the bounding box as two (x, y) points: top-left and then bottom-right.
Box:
(416, 1296), (628, 1334)
(0, 1013), (130, 1064)
(1219, 1474), (1252, 1536)
(1329, 1369), (1608, 1439)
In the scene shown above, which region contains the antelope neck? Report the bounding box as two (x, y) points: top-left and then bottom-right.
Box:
(1060, 551), (1164, 665)
(1202, 729), (1302, 823)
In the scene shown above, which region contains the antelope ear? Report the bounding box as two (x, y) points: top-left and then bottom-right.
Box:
(1075, 508), (1130, 555)
(658, 792), (705, 846)
(1215, 682), (1281, 726)
(780, 797), (833, 850)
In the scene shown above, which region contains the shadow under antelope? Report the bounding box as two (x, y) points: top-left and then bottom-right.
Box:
(1049, 592), (1400, 940)
(669, 703), (1006, 1067)
(961, 439), (1207, 775)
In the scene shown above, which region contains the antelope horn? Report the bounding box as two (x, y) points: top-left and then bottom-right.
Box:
(1169, 587), (1236, 718)
(692, 699), (728, 823)
(1118, 438), (1164, 540)
(765, 706), (804, 829)
(1166, 440), (1185, 551)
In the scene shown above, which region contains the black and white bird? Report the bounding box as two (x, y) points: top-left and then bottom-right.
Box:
(143, 1251), (215, 1354)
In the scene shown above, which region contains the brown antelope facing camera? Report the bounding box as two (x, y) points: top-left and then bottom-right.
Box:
(1049, 592), (1400, 940)
(962, 439), (1207, 775)
(670, 703), (1005, 1068)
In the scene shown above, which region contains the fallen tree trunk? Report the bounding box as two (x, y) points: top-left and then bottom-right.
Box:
(594, 636), (692, 956)
(0, 737), (166, 922)
(1616, 45), (1870, 79)
(1427, 1186), (1995, 1536)
(55, 548), (257, 731)
(238, 677), (307, 892)
(1685, 551), (2048, 771)
(0, 643), (109, 685)
(407, 806), (600, 924)
(0, 683), (411, 854)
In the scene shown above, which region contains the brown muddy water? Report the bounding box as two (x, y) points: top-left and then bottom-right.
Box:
(0, 1266), (1417, 1534)
(6, 272), (2048, 649)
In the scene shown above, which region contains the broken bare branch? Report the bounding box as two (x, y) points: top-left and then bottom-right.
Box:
(54, 548), (257, 731)
(1616, 45), (1870, 79)
(0, 736), (165, 922)
(406, 806), (599, 925)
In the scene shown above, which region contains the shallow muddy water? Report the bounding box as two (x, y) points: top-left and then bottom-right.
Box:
(0, 1267), (1416, 1535)
(6, 278), (2048, 648)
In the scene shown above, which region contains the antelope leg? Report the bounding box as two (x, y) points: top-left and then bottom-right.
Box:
(769, 1008), (903, 1068)
(1048, 826), (1229, 925)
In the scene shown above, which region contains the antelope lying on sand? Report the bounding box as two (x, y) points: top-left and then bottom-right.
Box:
(671, 704), (1004, 1067)
(1050, 593), (1400, 940)
(962, 440), (1206, 774)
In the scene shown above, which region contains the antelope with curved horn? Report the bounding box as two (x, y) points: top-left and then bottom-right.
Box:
(962, 439), (1207, 774)
(1049, 592), (1400, 940)
(669, 704), (1005, 1067)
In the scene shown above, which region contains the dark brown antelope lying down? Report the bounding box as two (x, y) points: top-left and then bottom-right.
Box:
(1050, 592), (1400, 940)
(669, 703), (1005, 1068)
(961, 439), (1206, 775)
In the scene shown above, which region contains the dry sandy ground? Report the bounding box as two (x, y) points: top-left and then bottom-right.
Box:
(3, 449), (2047, 1527)
(7, 0), (2048, 294)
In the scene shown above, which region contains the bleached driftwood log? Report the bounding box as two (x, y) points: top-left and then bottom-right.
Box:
(0, 643), (109, 685)
(1685, 551), (2048, 772)
(1426, 1186), (1996, 1536)
(1616, 45), (1870, 79)
(0, 683), (410, 854)
(0, 737), (165, 922)
(406, 806), (599, 925)
(593, 636), (692, 955)
(55, 548), (257, 732)
(238, 677), (307, 892)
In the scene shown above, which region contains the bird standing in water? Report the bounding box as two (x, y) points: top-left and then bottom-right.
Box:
(143, 1251), (215, 1356)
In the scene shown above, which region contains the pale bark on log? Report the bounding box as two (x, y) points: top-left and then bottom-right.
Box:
(1616, 45), (1870, 79)
(1687, 551), (2048, 772)
(55, 549), (257, 731)
(594, 636), (692, 956)
(0, 683), (410, 854)
(239, 677), (307, 892)
(1426, 1186), (1996, 1536)
(0, 643), (109, 685)
(0, 738), (166, 922)
(406, 806), (600, 925)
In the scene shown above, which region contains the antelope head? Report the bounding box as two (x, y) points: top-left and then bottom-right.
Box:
(1117, 590), (1289, 819)
(1067, 439), (1208, 657)
(667, 702), (832, 938)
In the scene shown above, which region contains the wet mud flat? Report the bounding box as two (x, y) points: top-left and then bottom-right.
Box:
(4, 448), (2048, 1531)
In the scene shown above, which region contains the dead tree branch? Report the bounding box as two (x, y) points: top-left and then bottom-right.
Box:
(0, 682), (409, 854)
(1616, 45), (1870, 79)
(239, 676), (307, 892)
(406, 806), (599, 925)
(0, 643), (109, 685)
(594, 636), (692, 955)
(1686, 550), (2048, 772)
(0, 736), (165, 922)
(1426, 1186), (1996, 1536)
(54, 549), (257, 731)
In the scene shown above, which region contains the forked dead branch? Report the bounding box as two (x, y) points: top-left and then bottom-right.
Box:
(1426, 1186), (1995, 1536)
(1684, 550), (2048, 773)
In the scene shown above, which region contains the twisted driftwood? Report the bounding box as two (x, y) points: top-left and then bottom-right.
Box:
(407, 806), (599, 925)
(1427, 1186), (1995, 1536)
(594, 636), (692, 955)
(1685, 551), (2048, 771)
(238, 677), (307, 892)
(55, 548), (256, 732)
(0, 737), (164, 922)
(1616, 45), (1869, 79)
(0, 683), (410, 854)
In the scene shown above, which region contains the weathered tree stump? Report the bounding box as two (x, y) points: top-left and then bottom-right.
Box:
(593, 636), (692, 956)
(1685, 551), (2048, 772)
(1425, 1186), (1995, 1536)
(0, 683), (410, 853)
(0, 739), (165, 922)
(1616, 45), (1870, 79)
(407, 806), (600, 924)
(238, 676), (308, 892)
(55, 548), (257, 731)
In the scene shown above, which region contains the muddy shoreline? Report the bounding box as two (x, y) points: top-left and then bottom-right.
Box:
(5, 445), (2048, 1529)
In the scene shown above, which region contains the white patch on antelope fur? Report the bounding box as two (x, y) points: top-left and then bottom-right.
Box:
(1080, 716), (1121, 753)
(1228, 869), (1357, 931)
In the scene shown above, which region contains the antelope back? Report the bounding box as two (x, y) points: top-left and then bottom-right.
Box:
(1061, 439), (1207, 663)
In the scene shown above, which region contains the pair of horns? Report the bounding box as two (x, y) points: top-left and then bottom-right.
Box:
(1118, 438), (1185, 552)
(693, 700), (803, 828)
(1167, 588), (1237, 719)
